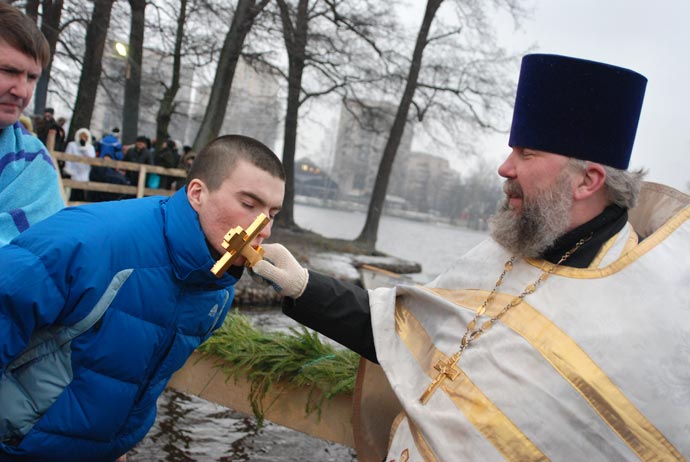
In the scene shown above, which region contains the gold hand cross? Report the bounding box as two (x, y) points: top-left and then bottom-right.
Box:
(210, 213), (270, 278)
(419, 356), (461, 404)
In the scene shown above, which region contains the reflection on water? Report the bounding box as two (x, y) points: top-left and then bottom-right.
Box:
(133, 206), (488, 461)
(130, 389), (356, 462)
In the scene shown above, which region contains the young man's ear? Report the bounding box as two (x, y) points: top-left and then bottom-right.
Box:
(186, 178), (206, 211)
(573, 162), (606, 201)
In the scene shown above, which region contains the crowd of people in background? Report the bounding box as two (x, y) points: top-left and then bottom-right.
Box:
(25, 110), (197, 203)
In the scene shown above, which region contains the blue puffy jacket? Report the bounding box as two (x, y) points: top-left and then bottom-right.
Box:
(98, 134), (123, 160)
(0, 189), (239, 461)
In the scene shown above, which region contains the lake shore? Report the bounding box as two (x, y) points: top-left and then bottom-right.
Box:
(233, 225), (422, 306)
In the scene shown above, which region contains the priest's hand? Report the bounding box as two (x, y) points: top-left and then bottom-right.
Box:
(250, 243), (309, 298)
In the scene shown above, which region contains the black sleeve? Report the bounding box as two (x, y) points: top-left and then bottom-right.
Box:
(282, 270), (378, 363)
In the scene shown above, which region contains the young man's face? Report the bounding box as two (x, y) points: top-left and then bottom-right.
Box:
(188, 159), (285, 264)
(0, 40), (41, 129)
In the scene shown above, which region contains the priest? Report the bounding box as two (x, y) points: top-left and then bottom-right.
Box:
(253, 54), (690, 461)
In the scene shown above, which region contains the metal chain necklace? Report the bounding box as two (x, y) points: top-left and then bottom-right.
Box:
(419, 236), (590, 404)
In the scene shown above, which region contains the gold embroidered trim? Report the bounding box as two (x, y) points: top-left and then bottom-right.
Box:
(396, 301), (548, 462)
(527, 206), (690, 278)
(622, 224), (639, 254)
(427, 288), (684, 462)
(387, 413), (437, 462)
(407, 418), (439, 462)
(588, 229), (619, 268)
(388, 412), (408, 456)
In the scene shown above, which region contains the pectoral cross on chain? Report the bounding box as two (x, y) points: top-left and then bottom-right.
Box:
(419, 356), (461, 404)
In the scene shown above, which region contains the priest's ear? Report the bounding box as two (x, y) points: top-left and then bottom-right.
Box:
(573, 161), (606, 201)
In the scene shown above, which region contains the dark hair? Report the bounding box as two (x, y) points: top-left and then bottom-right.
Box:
(189, 135), (285, 191)
(0, 3), (50, 68)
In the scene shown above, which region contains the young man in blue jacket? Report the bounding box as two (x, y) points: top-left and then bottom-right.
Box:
(0, 134), (285, 461)
(0, 3), (64, 246)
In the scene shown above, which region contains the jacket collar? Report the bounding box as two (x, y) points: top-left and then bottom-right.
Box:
(162, 188), (239, 289)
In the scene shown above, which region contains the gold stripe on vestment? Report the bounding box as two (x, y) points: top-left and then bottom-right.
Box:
(395, 301), (549, 462)
(387, 412), (438, 462)
(427, 288), (684, 462)
(588, 223), (639, 269)
(527, 205), (690, 278)
(408, 416), (439, 462)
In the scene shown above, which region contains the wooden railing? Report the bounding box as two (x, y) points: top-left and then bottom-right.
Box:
(51, 151), (187, 203)
(46, 133), (187, 206)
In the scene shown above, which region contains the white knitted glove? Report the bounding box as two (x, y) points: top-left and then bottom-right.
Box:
(250, 243), (309, 298)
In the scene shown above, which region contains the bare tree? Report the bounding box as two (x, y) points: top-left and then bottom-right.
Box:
(32, 0), (64, 115)
(121, 0), (147, 144)
(267, 0), (394, 229)
(355, 0), (527, 250)
(191, 0), (270, 151)
(151, 0), (188, 154)
(68, 0), (117, 142)
(273, 0), (309, 228)
(25, 0), (40, 21)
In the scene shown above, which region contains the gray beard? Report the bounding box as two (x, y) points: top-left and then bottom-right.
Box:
(489, 173), (573, 258)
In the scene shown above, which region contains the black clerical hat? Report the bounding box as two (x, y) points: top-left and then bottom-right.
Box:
(508, 54), (647, 169)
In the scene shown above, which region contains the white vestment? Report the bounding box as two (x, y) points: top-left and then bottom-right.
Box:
(361, 183), (690, 462)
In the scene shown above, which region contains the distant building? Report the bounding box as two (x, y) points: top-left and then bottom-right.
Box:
(92, 46), (194, 142)
(91, 50), (280, 150)
(401, 152), (460, 213)
(186, 59), (281, 151)
(331, 99), (414, 203)
(294, 158), (339, 199)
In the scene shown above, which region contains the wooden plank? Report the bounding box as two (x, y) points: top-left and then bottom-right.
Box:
(51, 151), (187, 177)
(168, 351), (356, 447)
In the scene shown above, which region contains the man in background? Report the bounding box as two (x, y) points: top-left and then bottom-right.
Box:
(0, 3), (64, 246)
(123, 135), (153, 185)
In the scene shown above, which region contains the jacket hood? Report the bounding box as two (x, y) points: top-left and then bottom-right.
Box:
(74, 127), (92, 143)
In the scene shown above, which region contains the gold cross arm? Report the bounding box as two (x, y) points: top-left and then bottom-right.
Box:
(419, 357), (461, 404)
(210, 213), (270, 278)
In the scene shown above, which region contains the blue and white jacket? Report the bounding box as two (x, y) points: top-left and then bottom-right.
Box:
(0, 122), (64, 247)
(0, 189), (238, 461)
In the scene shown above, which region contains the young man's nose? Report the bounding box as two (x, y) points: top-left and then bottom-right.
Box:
(256, 219), (273, 242)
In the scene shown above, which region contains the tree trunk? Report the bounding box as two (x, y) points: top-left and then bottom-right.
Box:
(33, 0), (64, 115)
(355, 0), (443, 250)
(68, 0), (116, 142)
(154, 0), (187, 155)
(25, 0), (39, 22)
(191, 0), (269, 151)
(274, 0), (308, 229)
(121, 0), (146, 145)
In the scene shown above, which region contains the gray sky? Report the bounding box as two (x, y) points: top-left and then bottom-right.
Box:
(402, 0), (690, 192)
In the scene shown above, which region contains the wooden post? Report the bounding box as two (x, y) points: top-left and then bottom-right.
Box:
(136, 165), (147, 198)
(46, 130), (68, 205)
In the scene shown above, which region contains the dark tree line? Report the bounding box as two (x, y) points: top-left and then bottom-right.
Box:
(25, 0), (529, 252)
